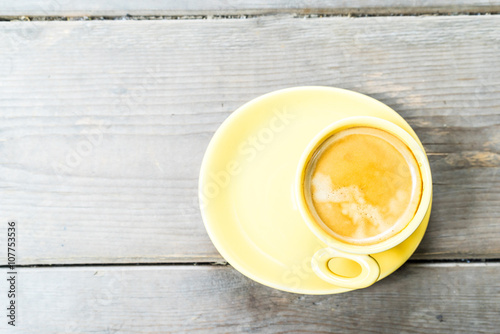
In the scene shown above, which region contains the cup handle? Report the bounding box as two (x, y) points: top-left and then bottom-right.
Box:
(311, 248), (380, 289)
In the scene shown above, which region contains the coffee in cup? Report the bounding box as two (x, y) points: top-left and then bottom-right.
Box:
(303, 127), (423, 246)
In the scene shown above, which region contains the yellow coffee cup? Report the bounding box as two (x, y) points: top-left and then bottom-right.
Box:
(295, 116), (432, 289)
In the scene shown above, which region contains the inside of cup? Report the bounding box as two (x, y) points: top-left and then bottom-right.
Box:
(296, 117), (432, 253)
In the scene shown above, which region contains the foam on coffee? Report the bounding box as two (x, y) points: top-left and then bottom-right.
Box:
(304, 127), (422, 246)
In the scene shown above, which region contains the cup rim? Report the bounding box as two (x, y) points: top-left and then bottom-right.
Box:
(295, 116), (433, 254)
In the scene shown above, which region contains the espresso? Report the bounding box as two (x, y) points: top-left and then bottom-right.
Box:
(304, 127), (422, 245)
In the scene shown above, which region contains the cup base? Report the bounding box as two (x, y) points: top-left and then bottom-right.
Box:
(199, 86), (432, 294)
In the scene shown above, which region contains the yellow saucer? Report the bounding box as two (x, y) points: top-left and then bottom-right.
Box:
(199, 86), (431, 294)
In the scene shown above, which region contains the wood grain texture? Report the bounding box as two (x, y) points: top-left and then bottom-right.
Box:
(1, 263), (499, 333)
(0, 15), (499, 264)
(1, 0), (500, 17)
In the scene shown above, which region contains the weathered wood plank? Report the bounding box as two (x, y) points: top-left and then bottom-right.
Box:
(0, 264), (499, 333)
(1, 0), (500, 17)
(0, 16), (499, 264)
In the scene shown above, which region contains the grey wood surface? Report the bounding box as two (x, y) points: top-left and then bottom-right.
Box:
(0, 263), (498, 333)
(0, 2), (499, 333)
(1, 15), (499, 265)
(1, 0), (500, 17)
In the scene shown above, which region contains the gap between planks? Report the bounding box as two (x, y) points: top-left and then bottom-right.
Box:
(2, 259), (500, 269)
(1, 12), (500, 22)
(2, 0), (500, 19)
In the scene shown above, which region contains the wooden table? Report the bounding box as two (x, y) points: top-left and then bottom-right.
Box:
(1, 1), (499, 333)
